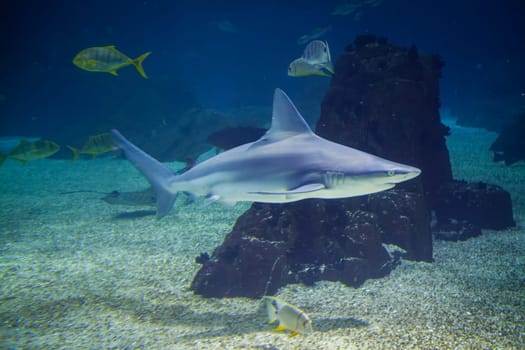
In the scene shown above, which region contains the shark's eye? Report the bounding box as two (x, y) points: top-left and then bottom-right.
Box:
(387, 170), (396, 176)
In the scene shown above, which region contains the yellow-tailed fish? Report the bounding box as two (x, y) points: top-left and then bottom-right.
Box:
(67, 133), (117, 161)
(288, 57), (333, 77)
(0, 139), (60, 165)
(263, 296), (313, 336)
(73, 45), (151, 78)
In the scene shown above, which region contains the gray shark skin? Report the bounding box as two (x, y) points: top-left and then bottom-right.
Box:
(111, 89), (421, 218)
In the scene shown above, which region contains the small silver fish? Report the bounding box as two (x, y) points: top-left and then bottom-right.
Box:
(211, 20), (238, 33)
(263, 296), (313, 336)
(296, 26), (332, 45)
(332, 0), (383, 16)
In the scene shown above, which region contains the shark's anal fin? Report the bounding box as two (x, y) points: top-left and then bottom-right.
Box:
(248, 183), (325, 195)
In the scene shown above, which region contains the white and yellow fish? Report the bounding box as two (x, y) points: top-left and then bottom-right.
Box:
(302, 40), (333, 68)
(263, 296), (313, 336)
(288, 40), (334, 77)
(288, 58), (332, 77)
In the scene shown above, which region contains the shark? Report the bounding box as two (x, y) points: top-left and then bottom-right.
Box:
(110, 88), (421, 218)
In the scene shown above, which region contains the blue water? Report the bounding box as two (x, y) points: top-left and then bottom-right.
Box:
(1, 0), (523, 137)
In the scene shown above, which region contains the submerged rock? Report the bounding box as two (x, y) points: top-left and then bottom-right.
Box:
(192, 200), (388, 298)
(490, 112), (525, 166)
(432, 218), (481, 241)
(434, 180), (515, 230)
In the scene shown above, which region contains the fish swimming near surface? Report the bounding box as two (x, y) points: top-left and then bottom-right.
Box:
(211, 20), (238, 33)
(67, 133), (117, 161)
(0, 139), (59, 165)
(110, 88), (421, 218)
(73, 45), (151, 78)
(288, 40), (334, 77)
(263, 296), (313, 336)
(296, 26), (332, 45)
(332, 0), (383, 16)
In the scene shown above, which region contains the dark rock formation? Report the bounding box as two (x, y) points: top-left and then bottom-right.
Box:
(434, 180), (515, 230)
(191, 35), (514, 298)
(192, 189), (431, 298)
(490, 112), (525, 165)
(432, 218), (482, 241)
(192, 195), (413, 298)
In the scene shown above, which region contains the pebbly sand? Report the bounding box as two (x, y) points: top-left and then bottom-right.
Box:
(0, 124), (524, 349)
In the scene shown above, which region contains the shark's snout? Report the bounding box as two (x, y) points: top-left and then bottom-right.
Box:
(378, 163), (422, 185)
(391, 166), (421, 182)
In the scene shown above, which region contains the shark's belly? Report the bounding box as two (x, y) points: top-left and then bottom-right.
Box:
(178, 168), (315, 204)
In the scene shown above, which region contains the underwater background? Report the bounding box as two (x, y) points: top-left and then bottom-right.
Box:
(2, 0), (524, 137)
(1, 0), (525, 349)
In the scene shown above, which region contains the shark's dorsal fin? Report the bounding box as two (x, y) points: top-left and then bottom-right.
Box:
(250, 89), (313, 147)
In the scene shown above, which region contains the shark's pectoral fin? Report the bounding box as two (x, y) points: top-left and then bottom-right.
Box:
(249, 183), (325, 195)
(286, 183), (326, 193)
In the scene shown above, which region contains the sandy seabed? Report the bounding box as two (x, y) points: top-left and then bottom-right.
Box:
(1, 124), (524, 349)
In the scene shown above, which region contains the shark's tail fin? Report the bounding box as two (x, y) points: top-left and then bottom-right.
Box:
(110, 129), (177, 218)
